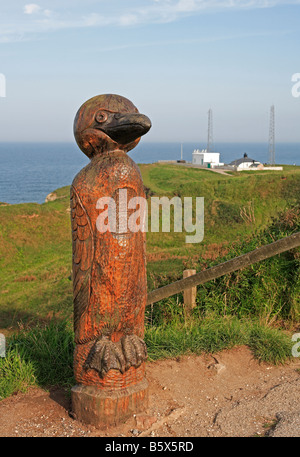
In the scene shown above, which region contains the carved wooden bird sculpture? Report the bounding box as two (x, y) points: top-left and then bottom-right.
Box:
(71, 94), (151, 387)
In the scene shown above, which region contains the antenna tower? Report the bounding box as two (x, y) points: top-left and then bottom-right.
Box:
(207, 109), (214, 152)
(268, 105), (275, 165)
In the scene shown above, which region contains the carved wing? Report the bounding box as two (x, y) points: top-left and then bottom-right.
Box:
(70, 186), (94, 339)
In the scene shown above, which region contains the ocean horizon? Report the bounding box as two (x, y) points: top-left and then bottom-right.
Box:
(0, 141), (299, 205)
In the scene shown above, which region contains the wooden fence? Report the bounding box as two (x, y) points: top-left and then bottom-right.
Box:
(147, 231), (300, 307)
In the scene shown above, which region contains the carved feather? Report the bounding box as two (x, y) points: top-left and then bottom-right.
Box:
(70, 186), (94, 338)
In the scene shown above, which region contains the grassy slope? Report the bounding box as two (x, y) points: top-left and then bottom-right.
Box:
(0, 165), (299, 333)
(0, 164), (299, 398)
(0, 186), (72, 330)
(142, 164), (300, 279)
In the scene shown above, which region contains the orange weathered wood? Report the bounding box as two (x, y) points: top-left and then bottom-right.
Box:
(71, 94), (151, 427)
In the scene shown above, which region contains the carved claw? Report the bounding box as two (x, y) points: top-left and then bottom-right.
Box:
(121, 334), (147, 371)
(84, 334), (147, 378)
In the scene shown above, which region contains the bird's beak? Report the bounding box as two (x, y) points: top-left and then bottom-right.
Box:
(101, 113), (152, 145)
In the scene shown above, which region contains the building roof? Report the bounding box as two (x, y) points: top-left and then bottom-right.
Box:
(229, 154), (261, 167)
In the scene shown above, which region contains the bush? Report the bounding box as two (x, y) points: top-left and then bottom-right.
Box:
(194, 207), (300, 324)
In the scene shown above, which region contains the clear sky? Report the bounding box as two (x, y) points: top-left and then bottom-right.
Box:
(0, 0), (299, 143)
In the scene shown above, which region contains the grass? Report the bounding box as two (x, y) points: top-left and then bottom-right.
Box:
(145, 314), (247, 360)
(0, 163), (299, 400)
(1, 164), (299, 328)
(0, 320), (74, 399)
(146, 315), (294, 365)
(8, 320), (75, 387)
(0, 315), (294, 400)
(248, 325), (294, 365)
(0, 349), (36, 400)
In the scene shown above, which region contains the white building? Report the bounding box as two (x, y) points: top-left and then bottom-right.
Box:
(192, 149), (224, 168)
(229, 153), (262, 171)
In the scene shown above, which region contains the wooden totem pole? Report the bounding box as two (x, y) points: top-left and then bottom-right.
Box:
(70, 94), (151, 427)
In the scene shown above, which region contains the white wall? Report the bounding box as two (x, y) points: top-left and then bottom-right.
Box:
(192, 150), (221, 166)
(237, 161), (261, 170)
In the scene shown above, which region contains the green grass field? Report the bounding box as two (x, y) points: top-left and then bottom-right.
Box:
(0, 163), (299, 399)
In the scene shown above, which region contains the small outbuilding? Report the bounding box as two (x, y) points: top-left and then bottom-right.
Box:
(192, 149), (224, 168)
(230, 153), (262, 171)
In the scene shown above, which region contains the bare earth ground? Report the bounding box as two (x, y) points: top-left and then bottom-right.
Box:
(1, 346), (300, 438)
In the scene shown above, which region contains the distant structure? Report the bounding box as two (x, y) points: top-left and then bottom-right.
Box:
(192, 109), (224, 168)
(207, 109), (214, 153)
(230, 152), (282, 171)
(177, 142), (186, 163)
(230, 153), (263, 171)
(192, 149), (223, 168)
(268, 105), (275, 165)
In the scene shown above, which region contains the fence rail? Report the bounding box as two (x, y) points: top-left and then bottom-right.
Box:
(147, 231), (300, 306)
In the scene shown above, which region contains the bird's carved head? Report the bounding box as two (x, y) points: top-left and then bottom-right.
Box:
(74, 94), (151, 159)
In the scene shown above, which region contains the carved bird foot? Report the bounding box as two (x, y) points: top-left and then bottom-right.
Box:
(84, 334), (147, 379)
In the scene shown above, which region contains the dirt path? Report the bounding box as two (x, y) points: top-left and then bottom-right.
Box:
(1, 346), (299, 438)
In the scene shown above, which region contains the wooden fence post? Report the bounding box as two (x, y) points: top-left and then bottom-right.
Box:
(183, 269), (197, 313)
(147, 232), (300, 306)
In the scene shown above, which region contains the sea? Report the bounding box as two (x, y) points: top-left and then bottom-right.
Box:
(0, 141), (299, 204)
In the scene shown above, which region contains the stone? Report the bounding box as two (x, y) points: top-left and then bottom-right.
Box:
(134, 413), (157, 430)
(45, 192), (57, 203)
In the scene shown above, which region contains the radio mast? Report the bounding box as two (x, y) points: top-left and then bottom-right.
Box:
(268, 105), (275, 165)
(207, 109), (214, 153)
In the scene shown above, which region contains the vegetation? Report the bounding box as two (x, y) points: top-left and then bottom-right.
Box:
(0, 164), (299, 399)
(0, 320), (73, 399)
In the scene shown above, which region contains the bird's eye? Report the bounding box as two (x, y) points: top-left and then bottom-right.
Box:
(95, 111), (108, 124)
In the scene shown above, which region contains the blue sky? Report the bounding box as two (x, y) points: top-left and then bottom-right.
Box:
(0, 0), (299, 143)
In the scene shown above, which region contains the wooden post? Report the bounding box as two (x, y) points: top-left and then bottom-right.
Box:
(71, 94), (151, 428)
(183, 269), (197, 312)
(147, 232), (300, 306)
